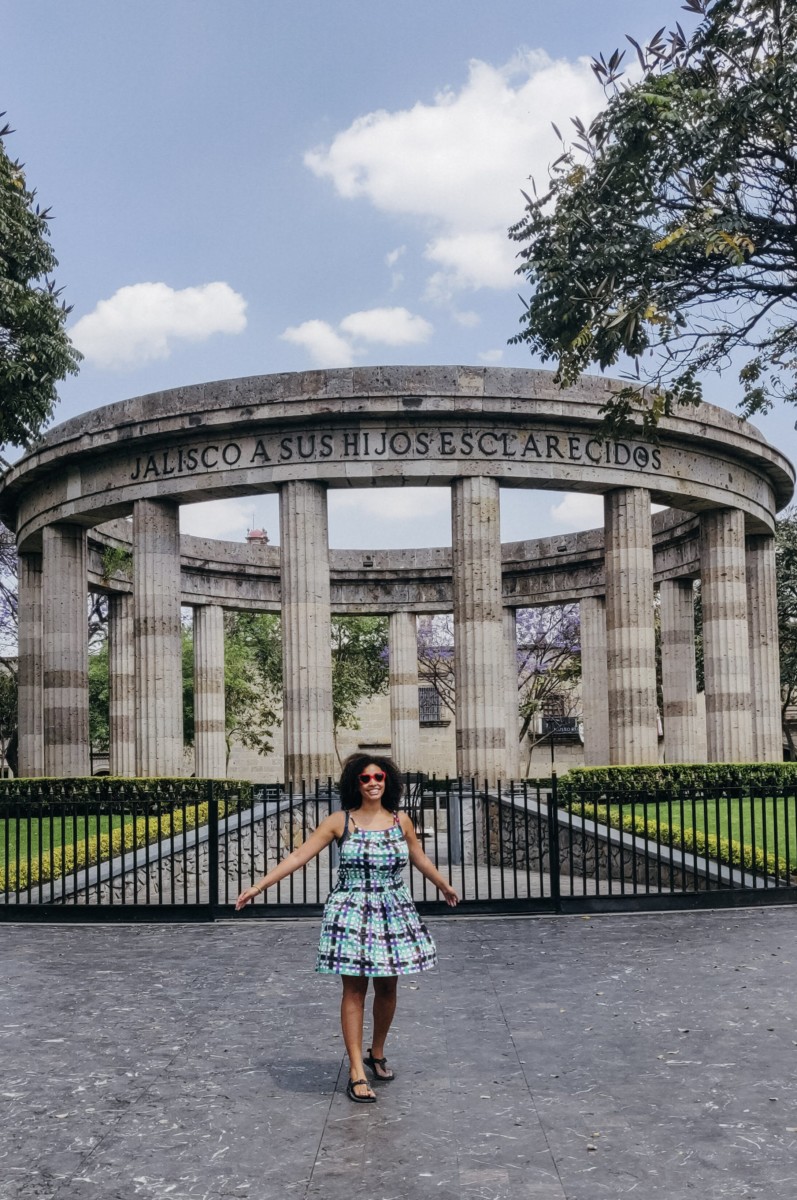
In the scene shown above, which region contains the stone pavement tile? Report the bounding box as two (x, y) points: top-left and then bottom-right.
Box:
(305, 964), (463, 1199)
(47, 1072), (331, 1200)
(437, 950), (564, 1199)
(4, 910), (797, 1200)
(468, 910), (797, 1200)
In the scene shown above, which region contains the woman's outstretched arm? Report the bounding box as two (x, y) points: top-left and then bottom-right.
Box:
(398, 812), (459, 906)
(235, 811), (344, 910)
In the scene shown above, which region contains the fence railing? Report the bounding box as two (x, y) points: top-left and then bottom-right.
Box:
(2, 776), (797, 917)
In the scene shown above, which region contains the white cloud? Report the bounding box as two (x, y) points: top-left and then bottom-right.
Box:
(331, 487), (450, 522)
(70, 282), (247, 369)
(329, 487), (452, 548)
(280, 306), (433, 366)
(478, 349), (504, 364)
(453, 310), (481, 328)
(425, 231), (518, 297)
(339, 307), (432, 346)
(305, 50), (604, 296)
(280, 319), (355, 367)
(179, 498), (257, 540)
(385, 245), (406, 290)
(550, 492), (605, 530)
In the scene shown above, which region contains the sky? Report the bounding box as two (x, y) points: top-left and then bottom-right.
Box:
(4, 0), (796, 550)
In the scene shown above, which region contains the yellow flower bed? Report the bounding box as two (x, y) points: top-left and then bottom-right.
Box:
(0, 800), (227, 894)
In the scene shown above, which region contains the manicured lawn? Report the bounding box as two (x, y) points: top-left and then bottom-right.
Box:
(0, 798), (217, 892)
(0, 814), (129, 873)
(571, 795), (797, 870)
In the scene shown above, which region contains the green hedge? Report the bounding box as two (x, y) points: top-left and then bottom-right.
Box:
(567, 799), (789, 880)
(0, 776), (251, 811)
(557, 763), (797, 801)
(0, 777), (252, 893)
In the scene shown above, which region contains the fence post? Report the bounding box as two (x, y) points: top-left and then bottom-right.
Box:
(448, 779), (462, 867)
(207, 779), (219, 912)
(547, 771), (561, 911)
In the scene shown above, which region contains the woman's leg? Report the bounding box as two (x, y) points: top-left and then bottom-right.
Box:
(370, 975), (398, 1076)
(340, 975), (373, 1097)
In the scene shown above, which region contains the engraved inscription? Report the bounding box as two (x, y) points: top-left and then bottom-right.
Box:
(129, 429), (663, 481)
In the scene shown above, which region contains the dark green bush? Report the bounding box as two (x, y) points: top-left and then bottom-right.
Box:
(0, 778), (253, 892)
(0, 776), (252, 816)
(558, 763), (797, 802)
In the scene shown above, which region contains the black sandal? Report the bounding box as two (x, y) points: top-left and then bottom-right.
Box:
(364, 1048), (395, 1081)
(346, 1077), (376, 1104)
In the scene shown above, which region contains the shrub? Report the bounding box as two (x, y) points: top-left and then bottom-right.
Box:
(558, 763), (797, 802)
(0, 777), (251, 894)
(567, 799), (788, 880)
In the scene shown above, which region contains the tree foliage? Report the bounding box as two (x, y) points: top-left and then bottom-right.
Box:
(516, 605), (582, 747)
(88, 641), (110, 751)
(222, 612), (282, 765)
(223, 612), (389, 764)
(417, 615), (456, 716)
(417, 607), (582, 757)
(331, 616), (389, 756)
(0, 117), (81, 449)
(0, 668), (17, 775)
(510, 0), (797, 433)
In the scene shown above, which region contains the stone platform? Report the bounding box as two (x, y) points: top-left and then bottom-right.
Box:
(2, 909), (796, 1199)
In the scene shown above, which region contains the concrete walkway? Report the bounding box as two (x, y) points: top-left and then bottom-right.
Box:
(2, 909), (797, 1199)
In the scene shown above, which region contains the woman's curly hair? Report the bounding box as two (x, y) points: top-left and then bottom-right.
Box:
(338, 753), (404, 812)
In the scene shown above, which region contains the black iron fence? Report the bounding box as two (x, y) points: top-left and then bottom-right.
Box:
(2, 776), (797, 919)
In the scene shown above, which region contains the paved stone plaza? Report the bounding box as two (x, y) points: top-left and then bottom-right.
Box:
(3, 909), (797, 1200)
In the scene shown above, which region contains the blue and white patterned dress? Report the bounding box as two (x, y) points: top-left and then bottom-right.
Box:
(316, 810), (437, 976)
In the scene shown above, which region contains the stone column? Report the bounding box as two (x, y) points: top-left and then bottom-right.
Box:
(579, 595), (610, 767)
(280, 480), (335, 784)
(451, 476), (506, 783)
(134, 499), (183, 777)
(746, 534), (781, 762)
(503, 607), (522, 781)
(604, 488), (658, 764)
(17, 551), (44, 777)
(388, 611), (420, 773)
(42, 524), (89, 777)
(194, 604), (227, 779)
(108, 593), (136, 777)
(700, 508), (753, 762)
(659, 578), (702, 763)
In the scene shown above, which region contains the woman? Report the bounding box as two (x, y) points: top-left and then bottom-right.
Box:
(235, 754), (458, 1102)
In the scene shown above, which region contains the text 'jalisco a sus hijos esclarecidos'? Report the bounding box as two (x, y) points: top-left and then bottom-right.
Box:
(128, 427), (664, 481)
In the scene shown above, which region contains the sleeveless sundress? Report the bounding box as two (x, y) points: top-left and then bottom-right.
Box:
(316, 810), (438, 976)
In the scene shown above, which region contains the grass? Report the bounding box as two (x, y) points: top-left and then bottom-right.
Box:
(0, 800), (220, 893)
(0, 813), (128, 870)
(611, 796), (796, 864)
(566, 793), (797, 878)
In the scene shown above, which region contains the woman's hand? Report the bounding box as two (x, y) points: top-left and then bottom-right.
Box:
(235, 886), (260, 911)
(440, 882), (459, 907)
